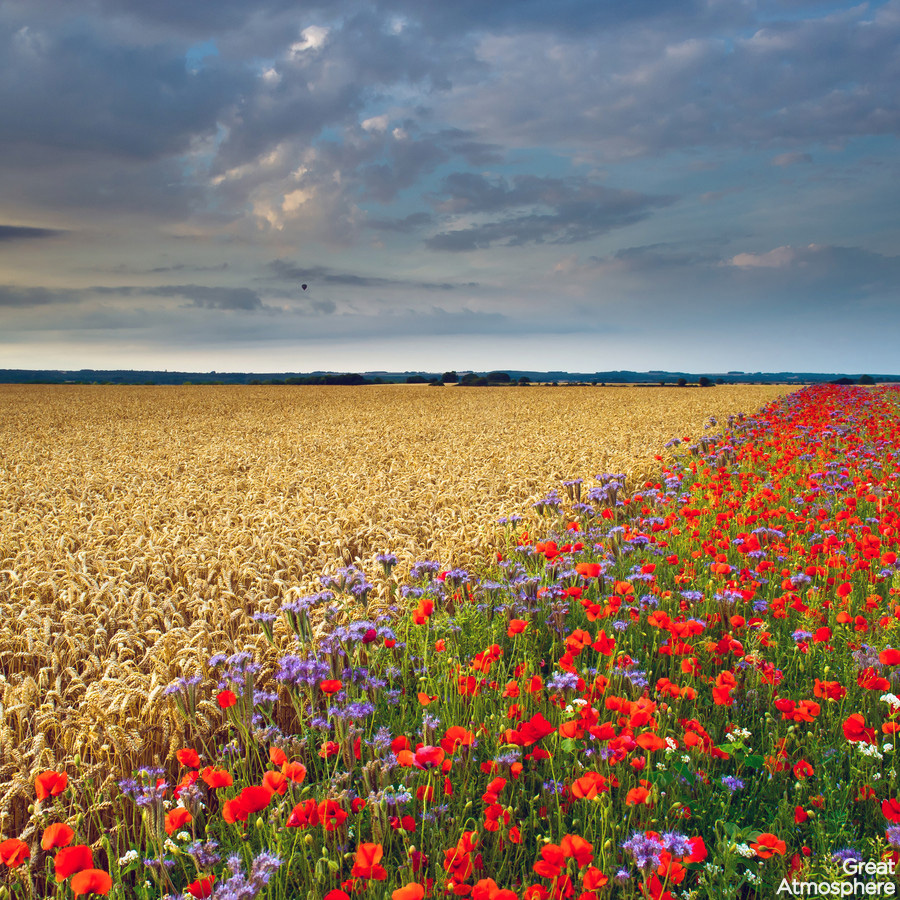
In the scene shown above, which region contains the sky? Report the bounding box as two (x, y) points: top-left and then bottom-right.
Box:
(1, 0), (899, 374)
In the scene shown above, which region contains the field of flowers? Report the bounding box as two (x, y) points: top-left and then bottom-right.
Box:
(6, 382), (900, 899)
(0, 383), (786, 836)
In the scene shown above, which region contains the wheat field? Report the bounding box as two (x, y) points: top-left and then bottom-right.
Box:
(0, 382), (788, 835)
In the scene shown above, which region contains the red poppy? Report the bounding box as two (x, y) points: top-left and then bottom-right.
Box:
(282, 761), (307, 784)
(685, 837), (707, 864)
(177, 748), (201, 768)
(0, 838), (30, 868)
(200, 767), (233, 789)
(882, 799), (900, 822)
(55, 844), (94, 881)
(533, 842), (565, 878)
(165, 807), (193, 835)
(286, 799), (320, 829)
(186, 874), (216, 898)
(351, 842), (387, 880)
(70, 869), (113, 897)
(626, 787), (651, 806)
(560, 834), (594, 868)
(216, 690), (237, 708)
(750, 833), (786, 859)
(392, 888), (424, 900)
(240, 785), (274, 813)
(35, 769), (68, 800)
(413, 745), (445, 769)
(843, 713), (876, 744)
(41, 823), (75, 851)
(320, 679), (343, 695)
(269, 746), (288, 766)
(318, 799), (348, 831)
(222, 797), (249, 825)
(262, 770), (288, 796)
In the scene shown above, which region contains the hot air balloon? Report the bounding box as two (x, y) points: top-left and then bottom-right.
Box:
(301, 284), (308, 291)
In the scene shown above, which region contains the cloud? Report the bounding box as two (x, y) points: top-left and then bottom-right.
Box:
(730, 246), (798, 269)
(0, 224), (63, 241)
(366, 211), (433, 233)
(436, 3), (900, 160)
(145, 284), (265, 310)
(425, 173), (675, 250)
(265, 259), (468, 291)
(772, 152), (813, 167)
(725, 243), (900, 289)
(0, 285), (82, 306)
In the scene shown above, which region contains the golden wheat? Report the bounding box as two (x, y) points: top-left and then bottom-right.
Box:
(0, 382), (788, 832)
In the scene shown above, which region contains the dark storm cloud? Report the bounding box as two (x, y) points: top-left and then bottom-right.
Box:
(0, 225), (63, 241)
(425, 174), (675, 250)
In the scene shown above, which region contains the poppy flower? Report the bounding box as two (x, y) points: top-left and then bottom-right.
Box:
(351, 842), (387, 880)
(882, 799), (900, 822)
(286, 799), (320, 829)
(392, 887), (425, 900)
(70, 869), (112, 897)
(324, 892), (351, 900)
(55, 844), (94, 881)
(165, 807), (193, 835)
(750, 833), (786, 858)
(320, 679), (342, 695)
(507, 619), (529, 636)
(200, 767), (233, 789)
(177, 748), (201, 768)
(262, 770), (288, 796)
(269, 746), (288, 766)
(441, 726), (476, 755)
(35, 770), (68, 800)
(533, 843), (565, 878)
(216, 690), (237, 708)
(282, 761), (307, 784)
(186, 874), (216, 898)
(413, 745), (445, 769)
(843, 713), (876, 744)
(626, 787), (651, 806)
(242, 785), (275, 812)
(222, 798), (249, 825)
(318, 799), (348, 831)
(560, 834), (594, 868)
(583, 866), (609, 889)
(0, 838), (30, 868)
(42, 823), (75, 851)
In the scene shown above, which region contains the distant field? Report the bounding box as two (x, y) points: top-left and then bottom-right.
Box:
(0, 383), (788, 829)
